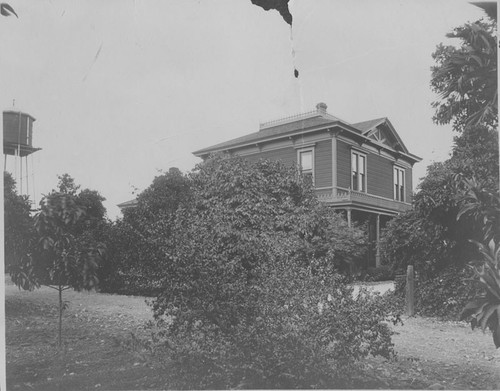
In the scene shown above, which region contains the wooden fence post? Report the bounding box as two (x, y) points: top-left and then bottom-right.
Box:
(406, 265), (415, 316)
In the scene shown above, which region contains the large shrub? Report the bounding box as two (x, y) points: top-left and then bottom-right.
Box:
(98, 167), (192, 295)
(147, 154), (392, 389)
(381, 209), (456, 278)
(415, 266), (482, 319)
(151, 265), (395, 389)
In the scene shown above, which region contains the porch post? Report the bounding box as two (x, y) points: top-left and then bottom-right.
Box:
(375, 214), (381, 267)
(347, 208), (352, 228)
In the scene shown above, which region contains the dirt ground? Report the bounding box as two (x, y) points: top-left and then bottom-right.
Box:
(5, 277), (500, 390)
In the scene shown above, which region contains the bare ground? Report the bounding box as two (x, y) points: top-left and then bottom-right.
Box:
(5, 277), (500, 390)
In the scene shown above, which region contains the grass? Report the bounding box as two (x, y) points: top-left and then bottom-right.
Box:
(6, 277), (170, 390)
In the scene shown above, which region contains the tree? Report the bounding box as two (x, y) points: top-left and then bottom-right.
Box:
(383, 125), (498, 278)
(431, 20), (497, 131)
(9, 174), (106, 347)
(148, 154), (392, 388)
(125, 167), (191, 224)
(4, 172), (35, 289)
(32, 193), (104, 347)
(53, 173), (107, 237)
(99, 167), (192, 295)
(425, 15), (500, 342)
(55, 173), (80, 195)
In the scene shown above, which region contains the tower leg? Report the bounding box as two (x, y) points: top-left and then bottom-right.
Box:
(375, 214), (381, 267)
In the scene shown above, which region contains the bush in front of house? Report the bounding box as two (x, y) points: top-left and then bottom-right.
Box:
(145, 154), (393, 389)
(415, 266), (483, 320)
(149, 265), (396, 389)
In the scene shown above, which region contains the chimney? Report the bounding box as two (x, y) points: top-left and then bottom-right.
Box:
(316, 102), (327, 114)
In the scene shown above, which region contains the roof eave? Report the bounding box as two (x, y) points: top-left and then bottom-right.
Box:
(193, 120), (345, 157)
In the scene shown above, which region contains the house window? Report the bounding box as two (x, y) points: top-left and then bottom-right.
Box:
(394, 166), (405, 201)
(298, 148), (314, 185)
(351, 151), (366, 192)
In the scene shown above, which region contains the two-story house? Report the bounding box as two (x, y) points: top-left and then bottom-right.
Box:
(193, 103), (422, 269)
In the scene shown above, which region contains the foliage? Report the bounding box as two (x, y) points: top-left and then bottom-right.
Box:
(35, 193), (105, 346)
(414, 266), (482, 320)
(151, 268), (395, 389)
(147, 154), (388, 389)
(459, 179), (500, 347)
(460, 240), (500, 347)
(29, 193), (103, 290)
(451, 126), (499, 188)
(56, 173), (81, 195)
(4, 172), (35, 286)
(456, 176), (500, 245)
(98, 167), (192, 295)
(124, 167), (192, 225)
(382, 125), (498, 277)
(381, 209), (456, 278)
(7, 173), (107, 347)
(431, 20), (497, 131)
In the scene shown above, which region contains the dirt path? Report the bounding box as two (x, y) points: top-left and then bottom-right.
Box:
(363, 316), (500, 389)
(5, 277), (500, 390)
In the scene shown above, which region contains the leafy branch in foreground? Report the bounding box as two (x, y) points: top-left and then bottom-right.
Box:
(459, 179), (500, 347)
(431, 20), (497, 131)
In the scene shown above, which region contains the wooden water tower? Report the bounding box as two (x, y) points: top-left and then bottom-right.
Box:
(3, 109), (41, 200)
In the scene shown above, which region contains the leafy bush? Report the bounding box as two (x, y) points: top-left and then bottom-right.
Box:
(460, 240), (500, 347)
(413, 267), (482, 320)
(458, 179), (500, 347)
(98, 168), (192, 295)
(146, 154), (388, 388)
(149, 266), (396, 389)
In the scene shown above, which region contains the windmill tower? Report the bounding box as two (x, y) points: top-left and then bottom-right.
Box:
(3, 108), (41, 203)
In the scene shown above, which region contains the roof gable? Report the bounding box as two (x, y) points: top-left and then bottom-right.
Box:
(353, 117), (409, 154)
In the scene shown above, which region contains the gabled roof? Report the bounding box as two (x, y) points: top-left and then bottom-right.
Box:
(353, 117), (410, 154)
(352, 117), (386, 133)
(193, 103), (422, 163)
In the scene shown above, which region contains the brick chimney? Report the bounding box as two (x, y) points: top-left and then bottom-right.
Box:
(316, 102), (327, 114)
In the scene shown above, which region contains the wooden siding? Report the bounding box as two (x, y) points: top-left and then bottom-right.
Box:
(337, 140), (351, 188)
(313, 140), (332, 188)
(231, 137), (415, 206)
(406, 166), (413, 203)
(243, 147), (296, 167)
(235, 140), (332, 188)
(367, 153), (393, 199)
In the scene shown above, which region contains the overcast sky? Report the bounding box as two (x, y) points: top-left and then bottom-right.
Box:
(1, 0), (487, 219)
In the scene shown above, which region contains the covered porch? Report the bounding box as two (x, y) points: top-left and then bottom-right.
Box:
(315, 186), (411, 270)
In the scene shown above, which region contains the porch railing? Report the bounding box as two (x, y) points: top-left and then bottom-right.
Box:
(315, 187), (412, 213)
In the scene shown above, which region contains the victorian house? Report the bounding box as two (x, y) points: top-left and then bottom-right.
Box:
(193, 103), (422, 268)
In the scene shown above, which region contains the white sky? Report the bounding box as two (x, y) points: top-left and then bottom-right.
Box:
(0, 0), (487, 219)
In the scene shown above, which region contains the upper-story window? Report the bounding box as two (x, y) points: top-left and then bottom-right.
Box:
(351, 151), (366, 192)
(298, 148), (314, 185)
(394, 166), (405, 201)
